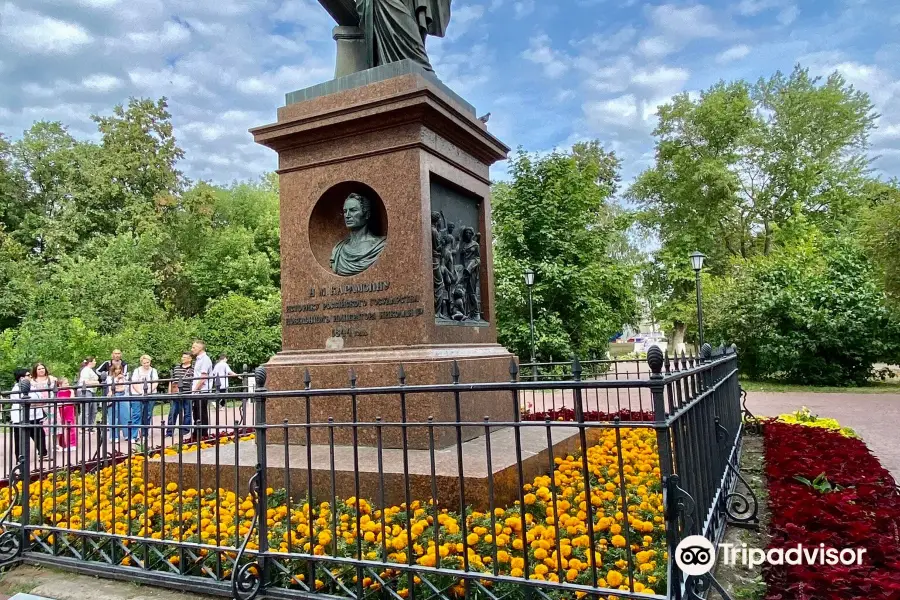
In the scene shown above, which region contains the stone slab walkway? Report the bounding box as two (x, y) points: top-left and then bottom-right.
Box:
(745, 391), (900, 480)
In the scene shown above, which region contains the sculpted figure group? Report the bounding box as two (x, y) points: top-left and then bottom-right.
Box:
(431, 212), (482, 322)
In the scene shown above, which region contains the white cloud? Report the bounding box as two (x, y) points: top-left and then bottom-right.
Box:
(522, 34), (569, 79)
(736, 0), (798, 25)
(0, 4), (93, 54)
(737, 0), (774, 15)
(716, 44), (752, 63)
(642, 96), (671, 122)
(127, 68), (199, 94)
(648, 4), (720, 38)
(236, 64), (333, 96)
(631, 67), (690, 92)
(584, 94), (638, 124)
(82, 73), (124, 92)
(636, 3), (722, 58)
(777, 5), (799, 25)
(513, 0), (535, 19)
(75, 0), (122, 7)
(121, 20), (191, 51)
(446, 3), (485, 40)
(636, 36), (676, 59)
(582, 26), (638, 52)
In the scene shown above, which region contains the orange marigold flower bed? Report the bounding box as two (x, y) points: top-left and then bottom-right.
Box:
(0, 427), (667, 597)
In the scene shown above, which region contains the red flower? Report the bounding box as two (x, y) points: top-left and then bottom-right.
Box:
(763, 422), (900, 599)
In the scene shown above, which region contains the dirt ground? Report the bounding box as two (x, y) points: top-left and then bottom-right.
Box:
(0, 564), (219, 600)
(714, 433), (770, 600)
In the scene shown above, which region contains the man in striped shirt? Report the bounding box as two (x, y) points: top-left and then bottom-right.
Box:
(165, 352), (194, 438)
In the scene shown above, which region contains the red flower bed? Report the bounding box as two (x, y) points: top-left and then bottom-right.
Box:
(763, 421), (900, 599)
(522, 407), (654, 422)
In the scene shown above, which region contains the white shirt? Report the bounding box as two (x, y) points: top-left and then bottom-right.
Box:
(211, 361), (233, 390)
(78, 366), (100, 392)
(130, 366), (158, 395)
(193, 352), (214, 392)
(10, 383), (45, 423)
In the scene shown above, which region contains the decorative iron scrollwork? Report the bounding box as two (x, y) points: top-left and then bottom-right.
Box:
(715, 419), (760, 527)
(740, 386), (762, 435)
(0, 530), (22, 566)
(664, 475), (697, 537)
(0, 456), (25, 567)
(686, 573), (735, 600)
(231, 466), (263, 600)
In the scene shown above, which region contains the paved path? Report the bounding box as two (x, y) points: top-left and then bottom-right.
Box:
(0, 565), (217, 600)
(745, 391), (900, 481)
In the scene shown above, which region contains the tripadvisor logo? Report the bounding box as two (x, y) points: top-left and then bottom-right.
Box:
(675, 536), (716, 576)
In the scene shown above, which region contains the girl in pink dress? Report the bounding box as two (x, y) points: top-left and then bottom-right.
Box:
(56, 377), (77, 448)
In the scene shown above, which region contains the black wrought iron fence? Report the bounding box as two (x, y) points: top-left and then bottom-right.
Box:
(0, 345), (753, 600)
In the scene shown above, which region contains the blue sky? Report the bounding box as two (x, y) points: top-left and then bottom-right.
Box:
(1, 0), (898, 187)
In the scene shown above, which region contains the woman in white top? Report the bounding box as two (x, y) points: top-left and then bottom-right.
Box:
(10, 368), (48, 459)
(78, 356), (101, 427)
(30, 363), (58, 451)
(130, 355), (158, 440)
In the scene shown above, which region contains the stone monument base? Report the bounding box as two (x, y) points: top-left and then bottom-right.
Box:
(264, 343), (517, 450)
(146, 424), (600, 511)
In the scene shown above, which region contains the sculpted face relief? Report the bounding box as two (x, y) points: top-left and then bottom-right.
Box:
(330, 193), (387, 276)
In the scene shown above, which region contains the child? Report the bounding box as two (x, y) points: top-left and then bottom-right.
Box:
(56, 377), (77, 448)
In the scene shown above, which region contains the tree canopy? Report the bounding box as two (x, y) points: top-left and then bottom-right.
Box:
(493, 142), (639, 362)
(0, 98), (280, 386)
(629, 65), (899, 382)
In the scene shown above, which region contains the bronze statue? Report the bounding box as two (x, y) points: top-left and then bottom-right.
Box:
(431, 213), (484, 322)
(460, 226), (481, 320)
(331, 193), (386, 276)
(318, 0), (451, 72)
(431, 212), (446, 317)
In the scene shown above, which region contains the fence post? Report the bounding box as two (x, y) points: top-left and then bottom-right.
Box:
(253, 367), (269, 593)
(649, 347), (681, 599)
(18, 379), (32, 557)
(648, 347), (674, 479)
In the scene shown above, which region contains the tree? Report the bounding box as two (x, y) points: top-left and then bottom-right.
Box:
(705, 230), (894, 386)
(159, 179), (280, 315)
(493, 142), (639, 361)
(0, 135), (26, 232)
(198, 293), (281, 368)
(859, 180), (900, 307)
(91, 97), (186, 235)
(0, 227), (34, 331)
(8, 121), (85, 262)
(0, 97), (287, 386)
(34, 232), (163, 334)
(630, 65), (878, 341)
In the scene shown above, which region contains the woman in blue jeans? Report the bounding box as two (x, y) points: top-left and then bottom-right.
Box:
(106, 365), (131, 442)
(129, 355), (158, 442)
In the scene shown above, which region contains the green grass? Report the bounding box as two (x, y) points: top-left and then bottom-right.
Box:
(741, 379), (900, 394)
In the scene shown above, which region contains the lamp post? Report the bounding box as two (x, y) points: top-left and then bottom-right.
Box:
(524, 268), (537, 380)
(690, 251), (706, 354)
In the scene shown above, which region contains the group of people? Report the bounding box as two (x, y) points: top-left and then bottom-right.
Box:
(8, 340), (241, 460)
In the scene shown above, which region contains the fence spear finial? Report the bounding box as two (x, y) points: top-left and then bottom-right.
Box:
(647, 345), (664, 376)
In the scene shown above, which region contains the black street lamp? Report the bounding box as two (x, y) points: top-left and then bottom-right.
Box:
(690, 251), (706, 353)
(524, 268), (537, 380)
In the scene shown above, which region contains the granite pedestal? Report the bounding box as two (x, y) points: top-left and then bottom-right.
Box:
(249, 62), (515, 449)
